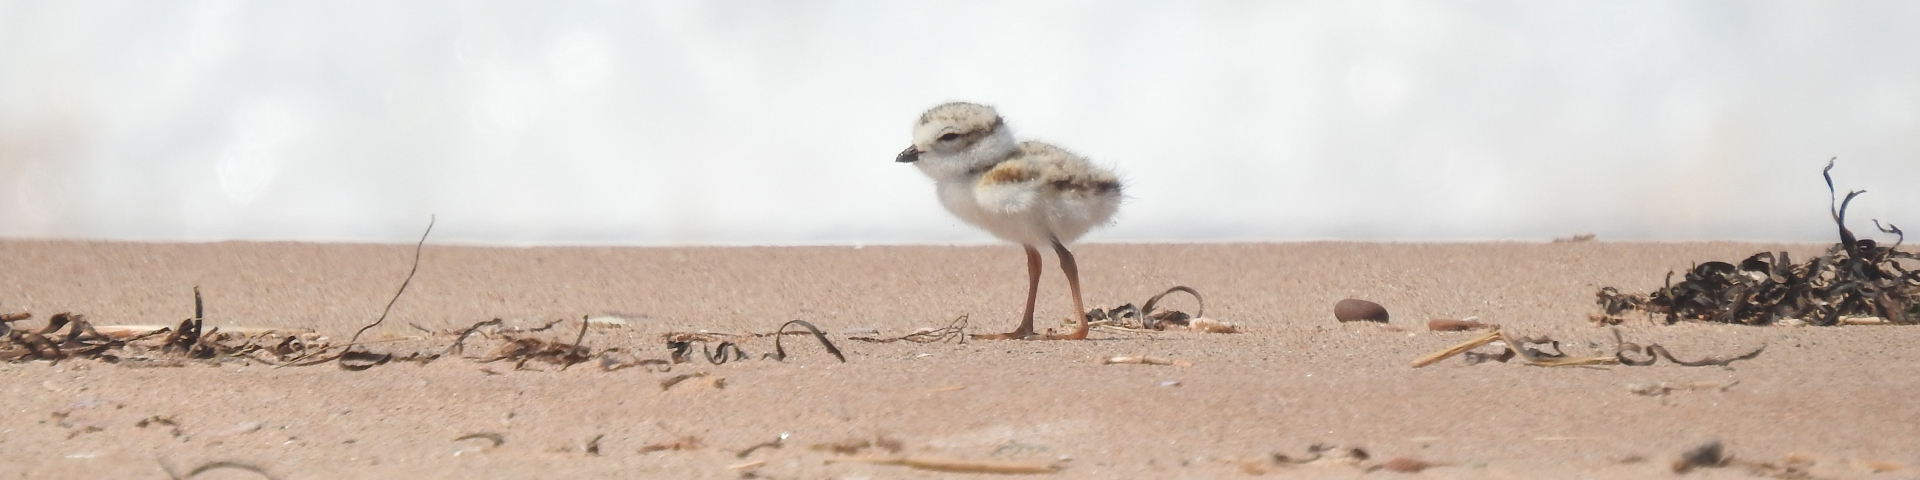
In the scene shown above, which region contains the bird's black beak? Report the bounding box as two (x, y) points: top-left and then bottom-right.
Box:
(895, 146), (921, 163)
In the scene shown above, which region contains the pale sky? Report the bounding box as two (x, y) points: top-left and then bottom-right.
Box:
(2, 1), (1916, 245)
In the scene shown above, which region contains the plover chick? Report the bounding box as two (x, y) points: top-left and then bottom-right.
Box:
(895, 102), (1123, 340)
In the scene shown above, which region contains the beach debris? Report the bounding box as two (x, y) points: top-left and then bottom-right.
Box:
(1671, 439), (1728, 473)
(338, 216), (435, 369)
(1627, 380), (1740, 396)
(666, 334), (745, 365)
(0, 312), (28, 338)
(827, 455), (1061, 474)
(451, 432), (506, 456)
(1334, 299), (1389, 323)
(5, 234), (816, 372)
(736, 432), (789, 458)
(137, 415), (185, 437)
(160, 460), (276, 480)
(810, 436), (905, 455)
(1271, 444), (1372, 468)
(638, 435), (704, 453)
(1085, 286), (1236, 333)
(664, 320), (844, 364)
(2, 294), (325, 366)
(658, 372), (723, 392)
(442, 318), (504, 356)
(585, 434), (604, 456)
(764, 319), (846, 363)
(1595, 160), (1917, 326)
(1411, 329), (1507, 368)
(848, 315), (970, 343)
(472, 316), (593, 370)
(1410, 328), (1762, 368)
(1427, 318), (1493, 331)
(1611, 329), (1765, 367)
(1098, 355), (1192, 367)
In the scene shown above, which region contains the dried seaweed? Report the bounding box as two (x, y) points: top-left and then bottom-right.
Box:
(1411, 328), (1763, 368)
(162, 460), (276, 480)
(1596, 160), (1918, 326)
(1611, 329), (1766, 367)
(1086, 286), (1235, 332)
(345, 216), (433, 347)
(472, 317), (594, 370)
(764, 319), (846, 363)
(666, 335), (746, 365)
(848, 315), (970, 343)
(0, 309), (319, 366)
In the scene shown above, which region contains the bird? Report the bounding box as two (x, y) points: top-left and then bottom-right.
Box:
(895, 102), (1123, 340)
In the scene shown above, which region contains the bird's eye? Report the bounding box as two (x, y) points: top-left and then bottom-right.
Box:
(938, 133), (963, 142)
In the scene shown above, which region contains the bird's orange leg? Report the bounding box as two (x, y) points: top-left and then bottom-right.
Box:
(1036, 240), (1090, 340)
(972, 244), (1044, 340)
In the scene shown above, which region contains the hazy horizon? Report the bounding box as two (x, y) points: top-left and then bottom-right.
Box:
(3, 1), (1916, 246)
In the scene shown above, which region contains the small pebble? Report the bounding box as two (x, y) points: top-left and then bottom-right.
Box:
(1334, 299), (1389, 323)
(1428, 318), (1489, 331)
(1157, 380), (1182, 387)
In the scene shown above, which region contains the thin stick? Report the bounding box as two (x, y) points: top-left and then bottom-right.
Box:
(1410, 329), (1504, 368)
(347, 215), (435, 347)
(828, 455), (1060, 474)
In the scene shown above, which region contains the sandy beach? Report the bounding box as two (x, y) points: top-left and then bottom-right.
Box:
(2, 240), (1916, 479)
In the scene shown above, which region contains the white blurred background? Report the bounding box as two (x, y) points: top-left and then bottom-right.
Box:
(1, 1), (1916, 245)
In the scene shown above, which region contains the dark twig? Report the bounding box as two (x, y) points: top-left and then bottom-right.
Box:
(1825, 158), (1867, 260)
(445, 319), (504, 356)
(765, 319), (845, 363)
(1876, 220), (1904, 249)
(160, 459), (277, 480)
(347, 215), (435, 347)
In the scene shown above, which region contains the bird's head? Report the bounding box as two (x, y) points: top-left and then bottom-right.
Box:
(896, 102), (1018, 180)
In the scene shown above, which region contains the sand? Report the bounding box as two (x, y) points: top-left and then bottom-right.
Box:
(2, 240), (1916, 479)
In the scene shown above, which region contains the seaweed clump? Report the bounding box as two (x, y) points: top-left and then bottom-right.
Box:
(1595, 160), (1919, 325)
